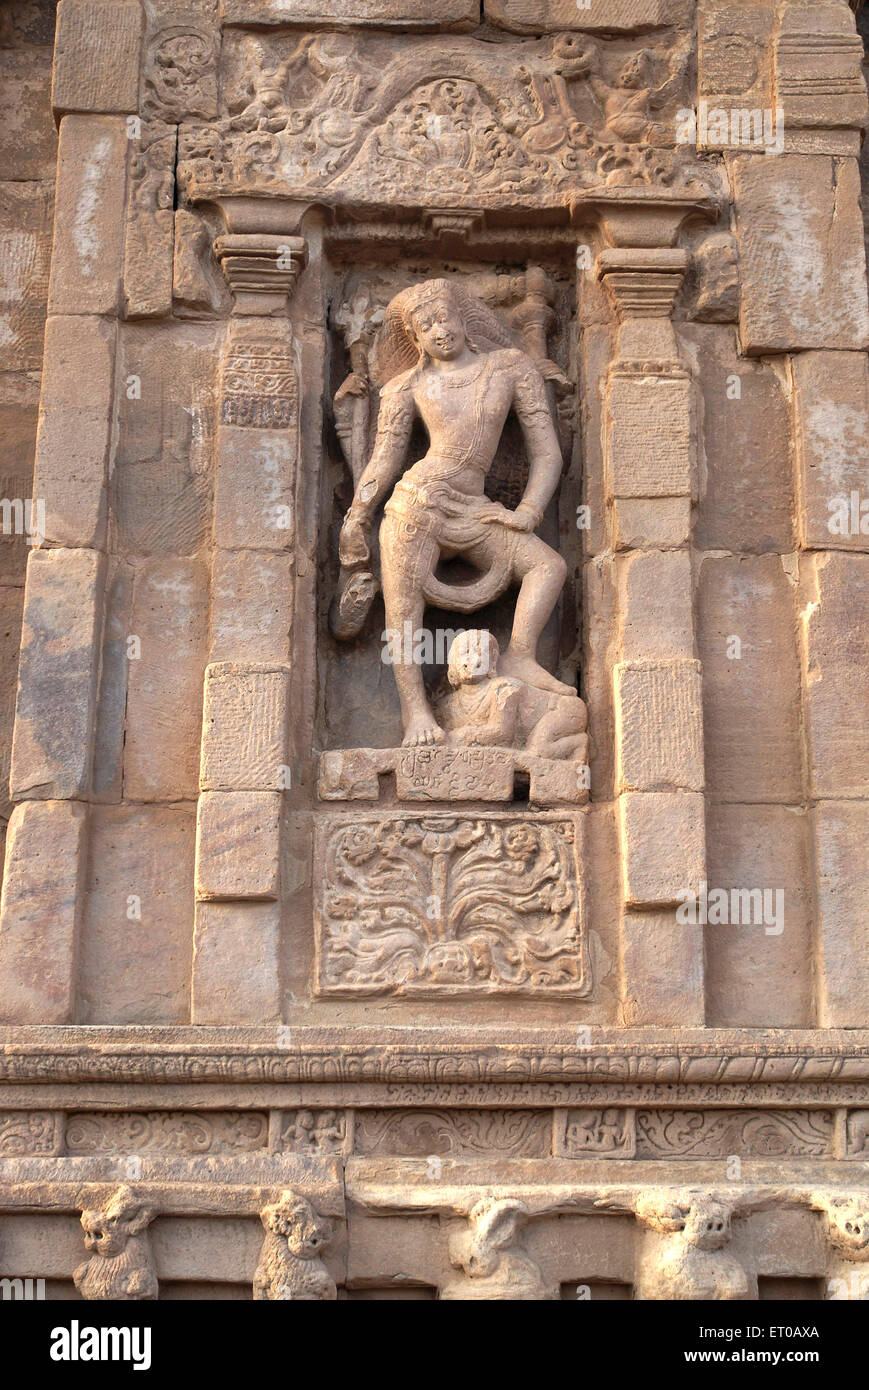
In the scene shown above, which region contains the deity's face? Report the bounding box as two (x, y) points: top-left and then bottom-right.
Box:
(619, 51), (649, 88)
(408, 293), (467, 362)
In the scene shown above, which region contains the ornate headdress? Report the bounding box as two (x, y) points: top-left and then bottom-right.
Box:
(370, 278), (520, 387)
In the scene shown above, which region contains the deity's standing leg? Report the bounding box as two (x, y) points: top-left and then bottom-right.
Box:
(380, 532), (445, 747)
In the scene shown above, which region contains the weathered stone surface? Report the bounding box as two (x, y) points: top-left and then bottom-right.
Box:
(10, 547), (105, 801)
(800, 552), (869, 799)
(0, 0), (867, 1307)
(613, 497), (691, 551)
(792, 351), (869, 552)
(0, 48), (57, 182)
(606, 375), (694, 498)
(486, 0), (690, 31)
(192, 901), (281, 1024)
(618, 550), (694, 662)
(33, 314), (116, 549)
(813, 800), (869, 1028)
(195, 791), (282, 901)
(619, 792), (706, 909)
(52, 0), (143, 115)
(774, 1), (867, 138)
(615, 660), (704, 792)
(732, 154), (869, 353)
(123, 558), (210, 802)
(705, 804), (814, 1028)
(698, 554), (803, 804)
(123, 121), (175, 319)
(77, 804), (194, 1024)
(48, 116), (128, 317)
(210, 550), (293, 664)
(621, 911), (704, 1025)
(684, 323), (793, 554)
(0, 181), (53, 373)
(223, 0), (478, 22)
(0, 800), (86, 1023)
(200, 664), (290, 792)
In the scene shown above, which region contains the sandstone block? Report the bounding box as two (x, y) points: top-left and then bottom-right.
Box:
(774, 2), (867, 136)
(613, 497), (690, 551)
(77, 803), (194, 1024)
(486, 0), (689, 31)
(123, 558), (210, 802)
(195, 791), (282, 901)
(0, 800), (87, 1023)
(704, 803), (813, 1028)
(33, 315), (116, 549)
(192, 901), (281, 1024)
(621, 910), (704, 1025)
(618, 549), (694, 662)
(214, 426), (297, 551)
(698, 553), (803, 803)
(800, 551), (869, 799)
(813, 800), (869, 1027)
(733, 154), (869, 353)
(606, 375), (694, 498)
(619, 791), (706, 908)
(200, 663), (291, 791)
(48, 116), (128, 317)
(698, 0), (774, 114)
(615, 660), (704, 793)
(0, 49), (57, 182)
(52, 0), (143, 116)
(0, 181), (54, 373)
(683, 323), (793, 554)
(10, 547), (105, 801)
(222, 0), (478, 24)
(210, 549), (293, 663)
(792, 351), (869, 552)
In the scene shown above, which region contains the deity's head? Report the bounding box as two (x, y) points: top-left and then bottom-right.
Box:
(619, 50), (651, 88)
(448, 630), (498, 687)
(400, 280), (468, 363)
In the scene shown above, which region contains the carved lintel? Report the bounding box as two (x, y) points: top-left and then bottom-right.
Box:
(214, 233), (308, 315)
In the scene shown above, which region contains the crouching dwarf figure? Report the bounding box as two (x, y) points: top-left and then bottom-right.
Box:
(336, 277), (575, 748)
(436, 630), (587, 760)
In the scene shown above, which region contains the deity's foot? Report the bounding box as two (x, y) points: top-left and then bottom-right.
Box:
(402, 714), (446, 747)
(499, 649), (576, 697)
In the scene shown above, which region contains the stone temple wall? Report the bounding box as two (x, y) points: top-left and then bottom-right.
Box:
(0, 0), (866, 1303)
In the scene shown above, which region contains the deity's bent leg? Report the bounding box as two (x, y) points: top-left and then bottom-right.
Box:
(469, 531), (574, 697)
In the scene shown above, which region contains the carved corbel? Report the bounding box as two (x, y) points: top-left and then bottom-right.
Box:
(629, 1189), (753, 1301)
(440, 1197), (558, 1301)
(73, 1186), (159, 1301)
(254, 1190), (337, 1301)
(810, 1192), (869, 1300)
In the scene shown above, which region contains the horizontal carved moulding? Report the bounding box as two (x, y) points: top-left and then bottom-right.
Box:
(314, 813), (589, 998)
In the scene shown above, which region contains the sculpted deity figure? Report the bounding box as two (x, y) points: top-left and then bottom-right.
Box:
(337, 278), (574, 748)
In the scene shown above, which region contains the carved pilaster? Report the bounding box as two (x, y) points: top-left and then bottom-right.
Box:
(192, 231), (306, 1024)
(576, 193), (712, 1025)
